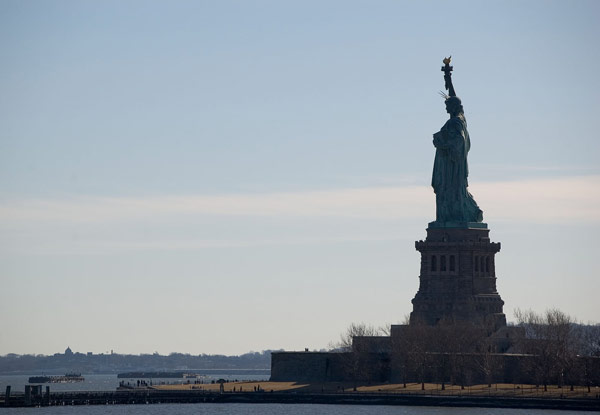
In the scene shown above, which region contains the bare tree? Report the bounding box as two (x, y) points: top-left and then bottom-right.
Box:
(472, 320), (504, 387)
(514, 308), (580, 391)
(577, 324), (600, 357)
(331, 322), (384, 352)
(391, 323), (437, 390)
(330, 322), (389, 387)
(430, 320), (485, 388)
(573, 323), (600, 391)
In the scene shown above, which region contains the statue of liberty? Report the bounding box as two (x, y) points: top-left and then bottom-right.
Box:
(431, 57), (483, 226)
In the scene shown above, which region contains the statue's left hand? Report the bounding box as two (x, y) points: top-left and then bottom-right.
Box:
(433, 131), (442, 146)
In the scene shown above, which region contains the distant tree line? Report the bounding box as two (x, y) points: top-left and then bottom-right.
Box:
(0, 350), (275, 374)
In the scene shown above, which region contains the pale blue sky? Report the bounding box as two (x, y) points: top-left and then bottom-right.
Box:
(1, 1), (599, 355)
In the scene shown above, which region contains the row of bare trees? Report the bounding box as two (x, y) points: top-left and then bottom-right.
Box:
(329, 319), (498, 386)
(331, 309), (600, 387)
(391, 320), (499, 388)
(514, 308), (600, 391)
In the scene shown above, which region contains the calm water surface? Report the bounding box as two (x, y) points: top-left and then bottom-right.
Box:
(0, 404), (593, 414)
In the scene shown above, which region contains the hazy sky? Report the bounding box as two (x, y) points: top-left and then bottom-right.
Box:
(1, 0), (599, 356)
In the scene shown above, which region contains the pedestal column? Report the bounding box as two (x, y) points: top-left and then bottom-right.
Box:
(409, 225), (506, 330)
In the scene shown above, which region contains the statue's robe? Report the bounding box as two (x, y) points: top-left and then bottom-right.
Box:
(432, 114), (483, 224)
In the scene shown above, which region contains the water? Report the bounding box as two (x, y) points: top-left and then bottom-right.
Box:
(0, 403), (591, 414)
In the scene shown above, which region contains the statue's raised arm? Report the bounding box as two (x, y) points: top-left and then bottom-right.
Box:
(442, 56), (456, 98)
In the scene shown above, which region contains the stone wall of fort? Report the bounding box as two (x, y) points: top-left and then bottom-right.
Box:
(271, 350), (600, 386)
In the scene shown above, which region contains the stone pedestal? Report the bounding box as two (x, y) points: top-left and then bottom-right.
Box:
(409, 225), (506, 330)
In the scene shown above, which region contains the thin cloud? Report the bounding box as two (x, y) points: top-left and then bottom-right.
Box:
(1, 175), (598, 225)
(474, 175), (600, 223)
(0, 187), (430, 223)
(1, 175), (598, 255)
(475, 164), (600, 173)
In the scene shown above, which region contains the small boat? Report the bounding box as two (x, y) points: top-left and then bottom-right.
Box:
(28, 373), (85, 383)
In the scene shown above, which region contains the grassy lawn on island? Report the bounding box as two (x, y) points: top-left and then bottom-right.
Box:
(152, 381), (599, 399)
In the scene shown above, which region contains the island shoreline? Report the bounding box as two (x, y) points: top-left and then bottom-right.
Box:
(3, 390), (600, 411)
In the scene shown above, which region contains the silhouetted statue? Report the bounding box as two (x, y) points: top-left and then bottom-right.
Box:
(431, 57), (483, 226)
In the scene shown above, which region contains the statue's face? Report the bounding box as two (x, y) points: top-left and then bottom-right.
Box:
(445, 98), (461, 115)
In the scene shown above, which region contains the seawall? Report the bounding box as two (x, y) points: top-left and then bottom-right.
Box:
(2, 390), (600, 411)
